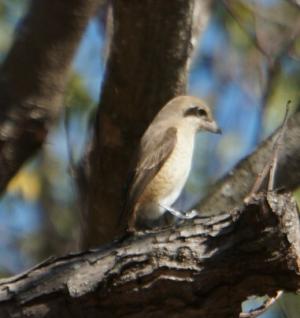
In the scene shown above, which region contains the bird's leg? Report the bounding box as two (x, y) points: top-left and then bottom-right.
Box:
(183, 209), (199, 218)
(160, 204), (198, 219)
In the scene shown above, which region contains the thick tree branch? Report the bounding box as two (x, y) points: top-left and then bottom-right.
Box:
(0, 192), (299, 318)
(0, 0), (98, 194)
(83, 0), (213, 247)
(198, 107), (300, 215)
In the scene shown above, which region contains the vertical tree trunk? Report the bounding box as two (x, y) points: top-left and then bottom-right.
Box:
(83, 0), (212, 247)
(0, 0), (97, 193)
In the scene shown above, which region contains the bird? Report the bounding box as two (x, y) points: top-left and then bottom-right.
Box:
(124, 95), (221, 232)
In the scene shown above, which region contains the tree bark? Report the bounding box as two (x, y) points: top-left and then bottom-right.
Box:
(0, 192), (299, 318)
(0, 0), (98, 194)
(198, 106), (300, 215)
(83, 0), (213, 247)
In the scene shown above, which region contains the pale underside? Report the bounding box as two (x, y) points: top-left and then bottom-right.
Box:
(126, 125), (196, 229)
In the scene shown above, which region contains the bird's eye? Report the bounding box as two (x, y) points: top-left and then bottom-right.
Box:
(184, 106), (208, 118)
(197, 108), (207, 117)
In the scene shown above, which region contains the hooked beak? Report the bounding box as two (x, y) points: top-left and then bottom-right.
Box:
(204, 120), (222, 134)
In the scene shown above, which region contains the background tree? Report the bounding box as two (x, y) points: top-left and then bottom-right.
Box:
(0, 0), (299, 317)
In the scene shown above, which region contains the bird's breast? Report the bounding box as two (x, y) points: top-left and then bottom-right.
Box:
(141, 129), (195, 208)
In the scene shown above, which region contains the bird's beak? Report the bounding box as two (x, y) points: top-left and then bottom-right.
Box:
(204, 120), (222, 134)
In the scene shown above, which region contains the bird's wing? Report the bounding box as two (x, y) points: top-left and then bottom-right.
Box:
(122, 126), (177, 226)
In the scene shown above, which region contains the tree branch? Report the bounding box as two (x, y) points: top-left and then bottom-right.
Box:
(0, 192), (299, 318)
(0, 0), (98, 194)
(198, 106), (300, 215)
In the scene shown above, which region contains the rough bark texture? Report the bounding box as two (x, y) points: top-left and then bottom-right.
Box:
(198, 106), (300, 215)
(0, 0), (97, 194)
(83, 0), (212, 247)
(1, 192), (299, 318)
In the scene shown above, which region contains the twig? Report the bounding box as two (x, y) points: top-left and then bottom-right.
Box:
(222, 0), (268, 57)
(246, 164), (270, 199)
(64, 106), (77, 176)
(240, 291), (283, 318)
(223, 0), (300, 62)
(268, 101), (290, 191)
(244, 100), (290, 203)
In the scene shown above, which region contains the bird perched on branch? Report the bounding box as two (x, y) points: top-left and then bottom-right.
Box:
(124, 95), (221, 232)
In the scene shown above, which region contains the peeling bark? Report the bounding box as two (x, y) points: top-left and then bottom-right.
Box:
(0, 192), (299, 318)
(83, 0), (213, 247)
(0, 0), (98, 194)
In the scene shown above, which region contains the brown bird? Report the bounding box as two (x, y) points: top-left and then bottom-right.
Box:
(124, 95), (221, 232)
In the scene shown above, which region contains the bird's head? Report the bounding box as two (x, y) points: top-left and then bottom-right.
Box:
(159, 96), (222, 134)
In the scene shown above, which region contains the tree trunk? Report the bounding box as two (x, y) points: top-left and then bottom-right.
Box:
(83, 0), (213, 247)
(0, 0), (98, 194)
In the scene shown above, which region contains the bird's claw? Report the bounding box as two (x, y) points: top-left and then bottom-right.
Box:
(161, 205), (198, 220)
(184, 209), (198, 219)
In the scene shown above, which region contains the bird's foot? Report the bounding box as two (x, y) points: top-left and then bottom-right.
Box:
(161, 205), (198, 219)
(185, 209), (198, 218)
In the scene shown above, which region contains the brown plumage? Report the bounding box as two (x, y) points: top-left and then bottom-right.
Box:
(124, 95), (221, 231)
